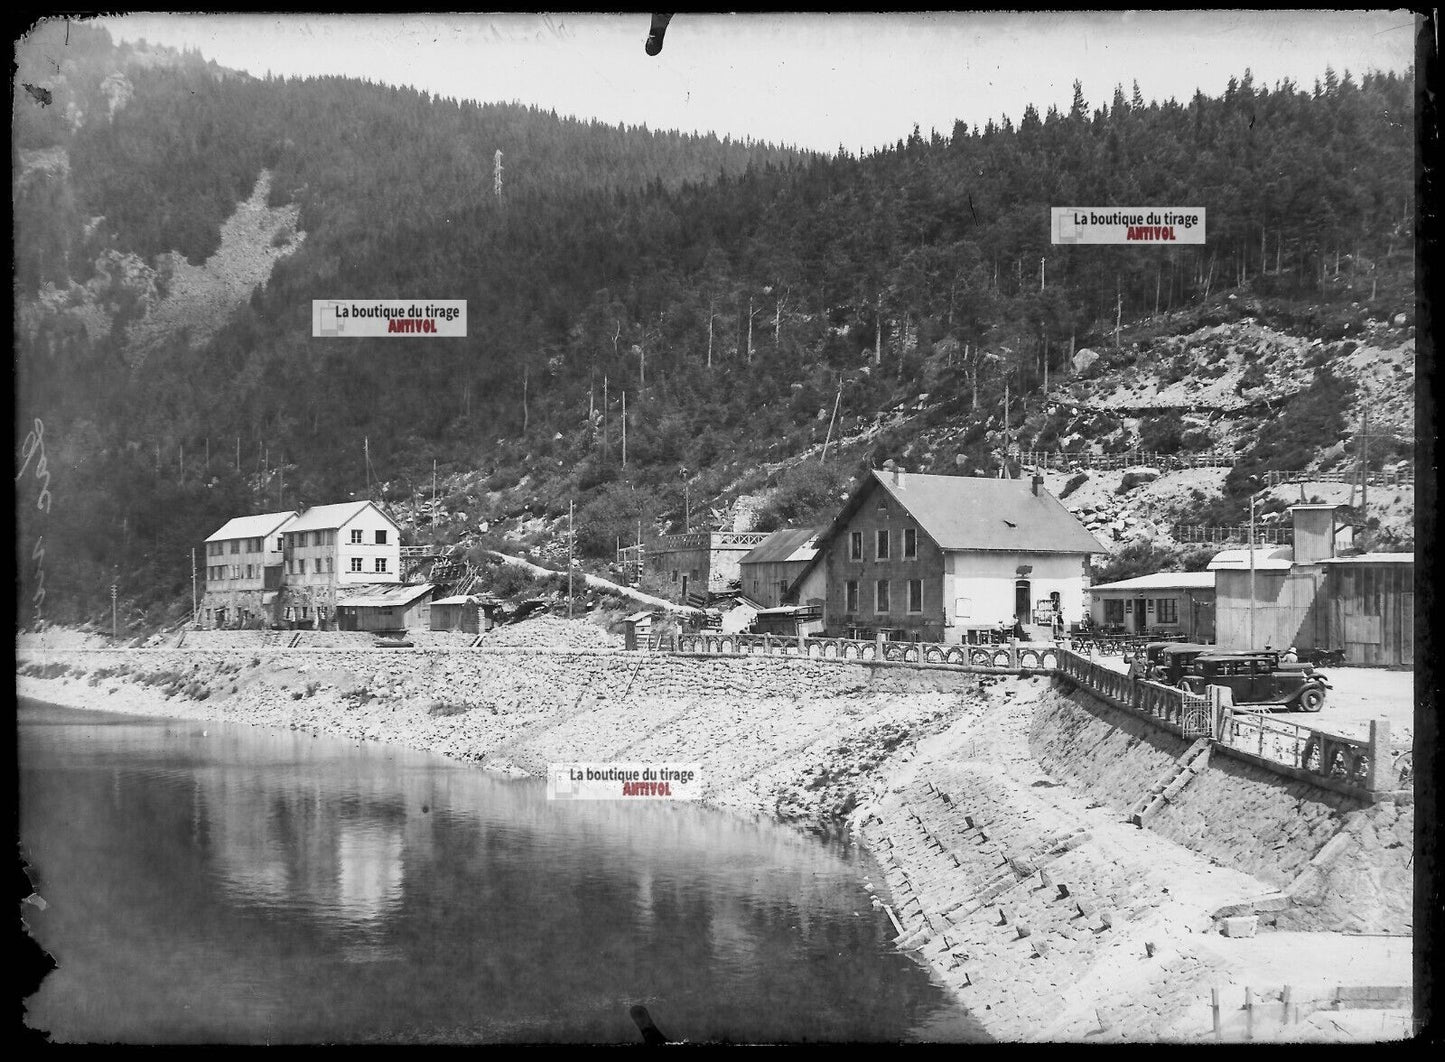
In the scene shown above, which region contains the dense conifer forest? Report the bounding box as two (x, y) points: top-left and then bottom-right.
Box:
(14, 21), (1416, 625)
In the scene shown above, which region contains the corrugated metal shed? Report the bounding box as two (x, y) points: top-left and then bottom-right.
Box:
(336, 583), (434, 609)
(205, 510), (297, 542)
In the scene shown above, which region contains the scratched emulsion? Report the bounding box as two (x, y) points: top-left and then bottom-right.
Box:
(18, 701), (986, 1044)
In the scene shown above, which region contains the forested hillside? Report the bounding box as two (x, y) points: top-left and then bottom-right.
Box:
(14, 21), (1416, 627)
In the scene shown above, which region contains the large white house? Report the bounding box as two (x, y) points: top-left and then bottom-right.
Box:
(791, 468), (1108, 643)
(201, 500), (404, 628)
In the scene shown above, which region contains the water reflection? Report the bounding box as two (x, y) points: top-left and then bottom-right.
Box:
(20, 700), (985, 1044)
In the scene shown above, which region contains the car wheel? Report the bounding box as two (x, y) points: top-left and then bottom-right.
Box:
(1298, 687), (1326, 713)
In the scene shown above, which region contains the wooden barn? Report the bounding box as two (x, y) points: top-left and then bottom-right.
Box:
(335, 583), (435, 633)
(429, 595), (496, 633)
(737, 527), (823, 608)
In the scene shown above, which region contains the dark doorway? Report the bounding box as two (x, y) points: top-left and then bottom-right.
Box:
(1134, 597), (1148, 632)
(1015, 579), (1031, 624)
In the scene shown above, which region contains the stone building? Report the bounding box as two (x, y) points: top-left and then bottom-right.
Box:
(793, 467), (1106, 643)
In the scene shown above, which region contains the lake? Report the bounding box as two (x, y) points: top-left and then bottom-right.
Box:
(18, 699), (986, 1043)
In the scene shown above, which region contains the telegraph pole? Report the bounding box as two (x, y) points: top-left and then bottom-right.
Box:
(1248, 492), (1257, 650)
(568, 499), (575, 619)
(111, 583), (118, 641)
(191, 548), (198, 623)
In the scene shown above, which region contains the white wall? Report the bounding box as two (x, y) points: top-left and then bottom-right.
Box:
(942, 551), (1088, 632)
(337, 507), (401, 584)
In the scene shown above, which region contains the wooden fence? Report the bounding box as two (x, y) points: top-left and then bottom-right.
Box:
(1264, 467), (1414, 488)
(1016, 449), (1237, 472)
(1171, 524), (1294, 545)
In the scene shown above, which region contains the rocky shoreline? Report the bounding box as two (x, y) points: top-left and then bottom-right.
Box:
(16, 636), (1413, 1042)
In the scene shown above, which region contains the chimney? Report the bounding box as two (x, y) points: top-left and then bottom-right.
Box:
(1032, 472), (1043, 496)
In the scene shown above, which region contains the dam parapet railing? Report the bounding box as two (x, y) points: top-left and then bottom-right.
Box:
(659, 634), (1398, 800)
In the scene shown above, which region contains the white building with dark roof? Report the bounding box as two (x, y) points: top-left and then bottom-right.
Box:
(792, 468), (1108, 643)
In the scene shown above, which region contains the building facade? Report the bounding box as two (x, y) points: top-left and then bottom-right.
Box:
(279, 501), (403, 625)
(1209, 503), (1412, 666)
(794, 469), (1106, 643)
(1087, 571), (1217, 641)
(648, 531), (771, 603)
(201, 510), (297, 628)
(737, 527), (822, 608)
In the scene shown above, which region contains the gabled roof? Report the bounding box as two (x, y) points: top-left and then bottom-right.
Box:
(286, 500), (399, 534)
(336, 583), (434, 609)
(1089, 571), (1216, 593)
(786, 471), (1106, 600)
(868, 471), (1107, 553)
(739, 527), (824, 566)
(205, 510), (297, 543)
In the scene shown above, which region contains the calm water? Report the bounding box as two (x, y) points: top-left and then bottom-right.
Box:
(18, 700), (985, 1044)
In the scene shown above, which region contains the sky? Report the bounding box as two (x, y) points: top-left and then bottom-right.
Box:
(83, 12), (1421, 154)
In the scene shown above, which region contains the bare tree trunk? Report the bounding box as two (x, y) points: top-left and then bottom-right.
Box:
(706, 303), (714, 369)
(745, 297), (757, 367)
(1114, 286), (1122, 348)
(874, 292), (882, 367)
(522, 367), (529, 433)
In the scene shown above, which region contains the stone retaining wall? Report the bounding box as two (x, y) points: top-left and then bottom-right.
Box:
(1031, 684), (1412, 933)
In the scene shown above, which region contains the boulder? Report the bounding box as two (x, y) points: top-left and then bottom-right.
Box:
(1072, 348), (1102, 377)
(1393, 312), (1408, 327)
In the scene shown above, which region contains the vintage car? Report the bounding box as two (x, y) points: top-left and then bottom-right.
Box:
(1181, 652), (1331, 712)
(1128, 641), (1216, 683)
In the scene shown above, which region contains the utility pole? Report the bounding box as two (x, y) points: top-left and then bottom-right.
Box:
(432, 459), (437, 517)
(1039, 256), (1045, 291)
(494, 149), (503, 200)
(621, 391), (627, 466)
(1249, 490), (1258, 650)
(191, 548), (197, 622)
(568, 499), (574, 619)
(111, 583), (118, 641)
(1359, 403), (1369, 551)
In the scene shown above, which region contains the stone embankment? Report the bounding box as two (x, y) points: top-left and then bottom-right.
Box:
(16, 634), (1412, 1041)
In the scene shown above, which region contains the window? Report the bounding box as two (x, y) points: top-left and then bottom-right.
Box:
(875, 579), (890, 614)
(230, 540), (240, 554)
(904, 528), (917, 558)
(326, 557), (334, 573)
(350, 557), (363, 572)
(1104, 599), (1125, 624)
(1147, 599), (1155, 613)
(376, 529), (388, 545)
(351, 529), (363, 544)
(846, 580), (859, 612)
(1157, 598), (1178, 624)
(671, 570), (678, 582)
(326, 531), (335, 545)
(849, 531), (863, 560)
(246, 565), (254, 580)
(876, 529), (890, 560)
(231, 565), (240, 579)
(276, 536), (284, 552)
(314, 558), (322, 573)
(908, 580), (923, 613)
(954, 597), (971, 619)
(375, 558), (388, 573)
